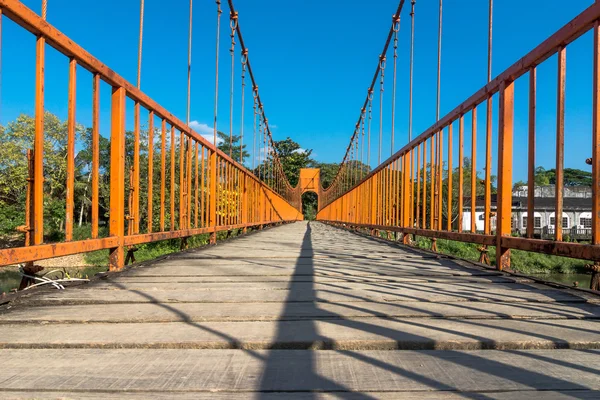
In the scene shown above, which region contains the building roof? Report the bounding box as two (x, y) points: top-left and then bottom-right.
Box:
(463, 195), (592, 211)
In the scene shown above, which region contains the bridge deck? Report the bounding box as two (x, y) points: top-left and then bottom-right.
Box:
(1, 222), (600, 398)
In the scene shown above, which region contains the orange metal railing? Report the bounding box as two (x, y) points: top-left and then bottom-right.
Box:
(0, 0), (302, 271)
(318, 2), (600, 271)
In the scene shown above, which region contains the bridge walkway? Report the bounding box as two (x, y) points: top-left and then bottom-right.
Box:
(1, 222), (600, 398)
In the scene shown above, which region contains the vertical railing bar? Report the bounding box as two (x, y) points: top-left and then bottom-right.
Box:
(410, 149), (414, 229)
(438, 128), (444, 231)
(416, 143), (421, 229)
(147, 111), (154, 234)
(109, 86), (126, 271)
(91, 73), (100, 239)
(160, 119), (166, 232)
(527, 67), (537, 238)
(484, 97), (492, 235)
(65, 58), (76, 242)
(422, 139), (427, 229)
(194, 142), (199, 228)
(555, 46), (566, 241)
(33, 27), (45, 246)
(458, 115), (464, 233)
(200, 146), (206, 227)
(447, 123), (453, 231)
(430, 134), (435, 230)
(471, 107), (477, 233)
(133, 102), (140, 235)
(496, 80), (515, 271)
(187, 136), (193, 229)
(179, 131), (185, 230)
(592, 17), (600, 253)
(170, 126), (176, 231)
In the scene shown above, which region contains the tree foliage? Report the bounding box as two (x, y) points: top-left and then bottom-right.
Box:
(216, 130), (249, 163)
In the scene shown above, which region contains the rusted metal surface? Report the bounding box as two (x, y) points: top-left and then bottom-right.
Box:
(0, 0), (302, 270)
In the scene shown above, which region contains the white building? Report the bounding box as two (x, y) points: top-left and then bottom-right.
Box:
(461, 185), (592, 239)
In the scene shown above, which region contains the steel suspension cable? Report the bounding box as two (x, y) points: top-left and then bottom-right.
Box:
(360, 110), (366, 177)
(240, 49), (248, 163)
(137, 0), (144, 89)
(484, 0), (493, 237)
(229, 11), (238, 157)
(214, 0), (222, 145)
(408, 0), (416, 141)
(226, 0), (294, 194)
(252, 87), (258, 170)
(391, 16), (400, 155)
(186, 0), (192, 124)
(378, 55), (386, 165)
(436, 0), (442, 121)
(258, 108), (263, 178)
(367, 90), (373, 168)
(321, 0), (405, 205)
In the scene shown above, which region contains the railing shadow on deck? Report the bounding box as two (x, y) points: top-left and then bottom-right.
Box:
(90, 221), (600, 398)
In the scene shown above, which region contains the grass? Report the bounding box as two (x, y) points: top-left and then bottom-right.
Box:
(1, 224), (248, 293)
(83, 228), (244, 266)
(412, 236), (588, 275)
(0, 266), (107, 295)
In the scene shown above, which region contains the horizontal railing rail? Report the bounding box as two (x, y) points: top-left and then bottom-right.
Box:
(0, 0), (302, 271)
(318, 2), (600, 270)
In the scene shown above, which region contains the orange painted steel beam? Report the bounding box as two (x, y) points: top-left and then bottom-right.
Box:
(65, 58), (77, 242)
(458, 115), (464, 233)
(109, 87), (126, 271)
(91, 73), (100, 239)
(484, 97), (492, 235)
(160, 119), (167, 232)
(495, 80), (514, 271)
(555, 46), (566, 242)
(593, 18), (600, 248)
(33, 32), (45, 246)
(527, 68), (536, 239)
(0, 237), (119, 266)
(471, 107), (477, 233)
(148, 111), (154, 233)
(447, 124), (453, 231)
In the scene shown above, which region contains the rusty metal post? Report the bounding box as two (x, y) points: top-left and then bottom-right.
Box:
(148, 111), (154, 233)
(458, 115), (464, 233)
(527, 67), (536, 238)
(591, 17), (600, 290)
(33, 29), (45, 246)
(109, 87), (126, 271)
(555, 46), (566, 242)
(91, 74), (100, 239)
(495, 80), (514, 271)
(65, 58), (76, 242)
(209, 150), (217, 244)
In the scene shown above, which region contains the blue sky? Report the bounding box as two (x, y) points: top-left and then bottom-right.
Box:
(1, 0), (596, 181)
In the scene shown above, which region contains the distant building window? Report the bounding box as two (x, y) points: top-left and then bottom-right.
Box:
(550, 217), (569, 228)
(581, 217), (592, 228)
(478, 214), (485, 221)
(522, 216), (542, 229)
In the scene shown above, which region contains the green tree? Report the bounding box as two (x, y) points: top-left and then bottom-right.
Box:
(217, 131), (249, 163)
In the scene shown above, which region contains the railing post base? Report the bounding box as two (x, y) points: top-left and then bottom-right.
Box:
(478, 245), (491, 265)
(588, 263), (600, 291)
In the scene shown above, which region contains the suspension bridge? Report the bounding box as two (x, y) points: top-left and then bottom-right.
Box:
(1, 0), (600, 398)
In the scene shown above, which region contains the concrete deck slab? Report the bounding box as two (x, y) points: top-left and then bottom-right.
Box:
(0, 349), (599, 393)
(2, 221), (600, 397)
